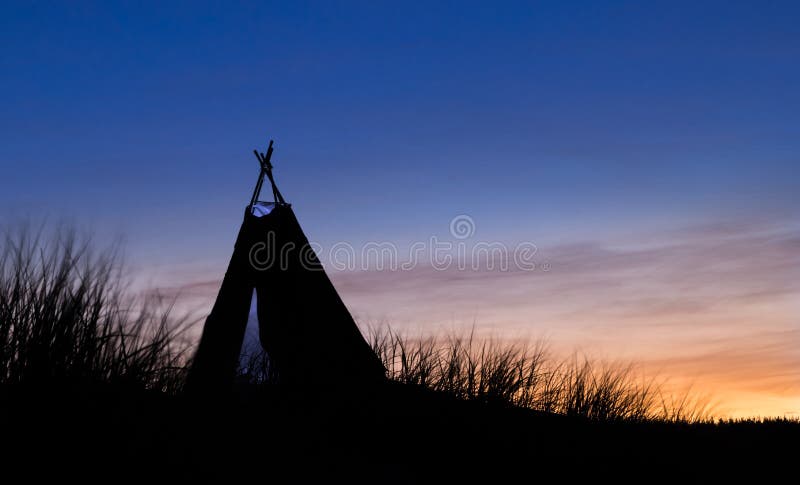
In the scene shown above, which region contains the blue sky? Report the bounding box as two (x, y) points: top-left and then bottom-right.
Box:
(2, 1), (798, 263)
(1, 2), (799, 414)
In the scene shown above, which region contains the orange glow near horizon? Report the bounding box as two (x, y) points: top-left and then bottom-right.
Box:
(150, 217), (799, 419)
(331, 218), (800, 418)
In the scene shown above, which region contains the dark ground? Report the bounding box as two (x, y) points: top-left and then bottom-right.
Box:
(1, 381), (796, 483)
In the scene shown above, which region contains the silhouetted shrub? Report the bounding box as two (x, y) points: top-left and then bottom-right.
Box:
(0, 225), (190, 392)
(368, 327), (716, 422)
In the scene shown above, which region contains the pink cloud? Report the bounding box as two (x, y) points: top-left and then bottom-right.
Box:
(154, 216), (800, 416)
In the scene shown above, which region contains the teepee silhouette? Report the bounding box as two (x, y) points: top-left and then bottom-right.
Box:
(187, 140), (386, 394)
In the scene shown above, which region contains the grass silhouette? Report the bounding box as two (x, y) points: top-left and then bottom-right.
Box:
(1, 225), (797, 481)
(369, 329), (717, 422)
(0, 225), (189, 392)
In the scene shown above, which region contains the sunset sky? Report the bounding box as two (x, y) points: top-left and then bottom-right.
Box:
(2, 1), (798, 417)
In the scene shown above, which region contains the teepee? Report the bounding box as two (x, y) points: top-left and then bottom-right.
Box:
(187, 140), (386, 393)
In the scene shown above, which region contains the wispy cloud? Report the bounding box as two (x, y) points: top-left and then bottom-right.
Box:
(154, 216), (800, 416)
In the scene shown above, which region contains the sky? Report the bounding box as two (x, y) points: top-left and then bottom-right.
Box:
(1, 1), (798, 416)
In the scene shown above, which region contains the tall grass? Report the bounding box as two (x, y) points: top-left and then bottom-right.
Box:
(0, 225), (189, 393)
(369, 328), (716, 422)
(0, 224), (716, 422)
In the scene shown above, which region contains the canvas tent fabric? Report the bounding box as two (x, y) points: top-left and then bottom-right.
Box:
(187, 159), (386, 394)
